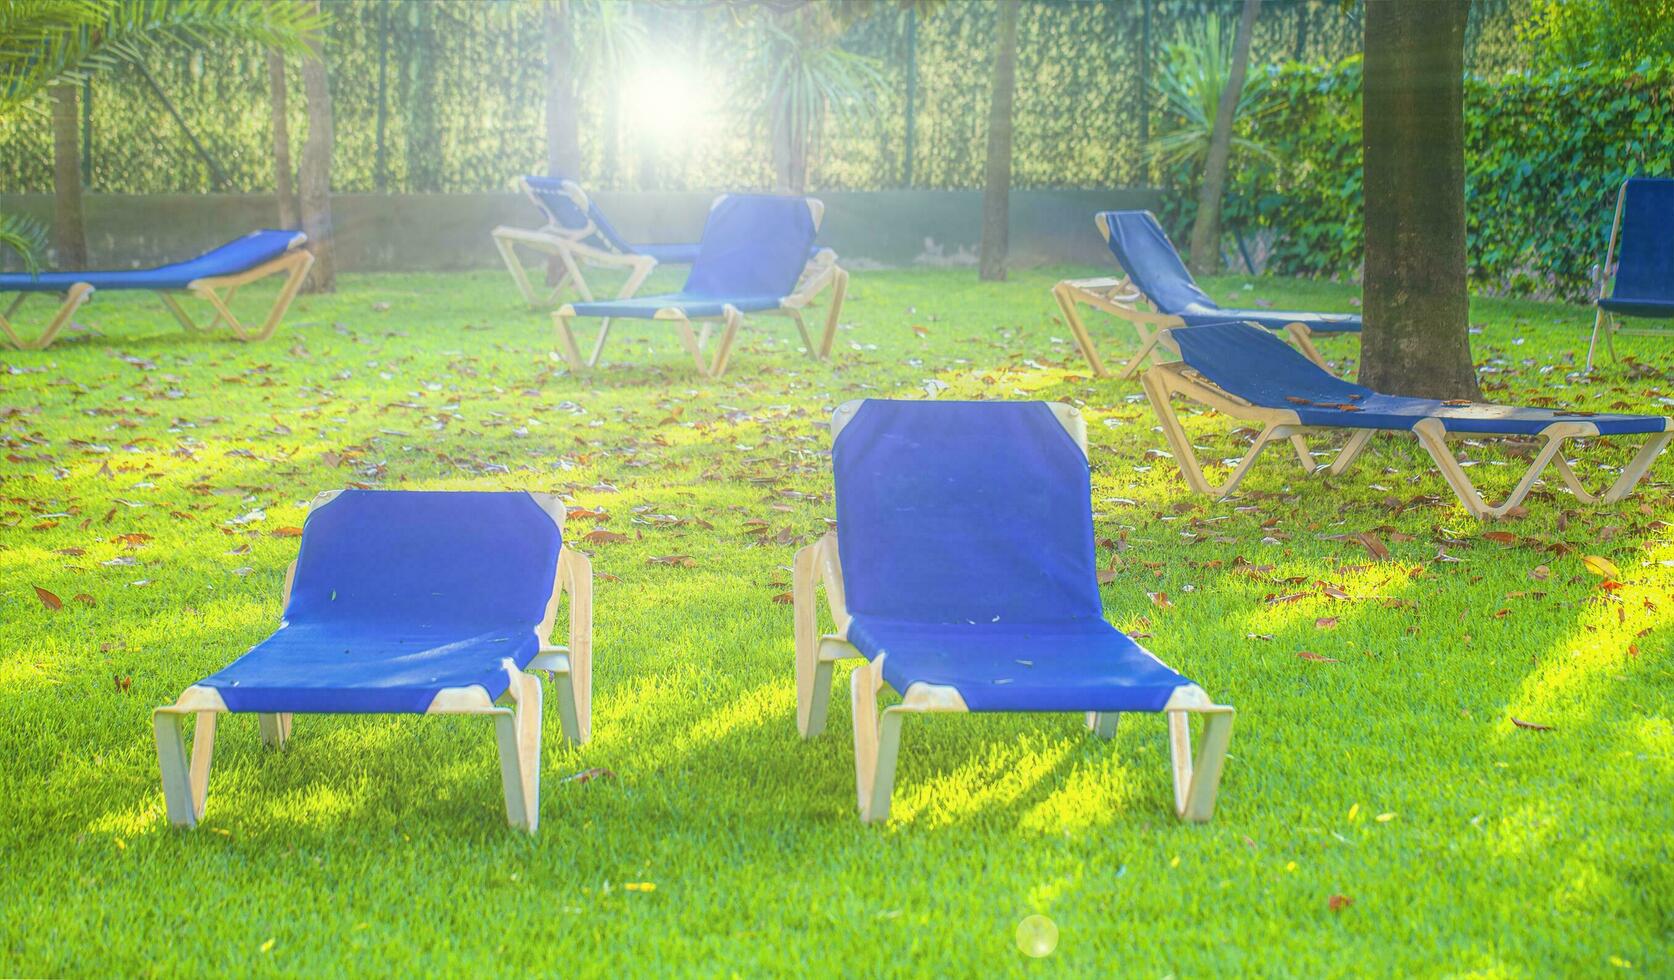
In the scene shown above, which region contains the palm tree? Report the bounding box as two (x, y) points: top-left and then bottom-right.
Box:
(1360, 0), (1477, 399)
(0, 0), (321, 269)
(1187, 0), (1262, 276)
(268, 48), (298, 228)
(746, 6), (886, 193)
(978, 0), (1020, 282)
(50, 83), (86, 269)
(298, 1), (333, 293)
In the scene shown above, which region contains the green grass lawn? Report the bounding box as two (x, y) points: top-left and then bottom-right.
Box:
(2, 264), (1670, 975)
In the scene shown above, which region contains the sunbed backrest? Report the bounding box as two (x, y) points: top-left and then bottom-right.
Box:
(832, 400), (1103, 626)
(1614, 178), (1674, 303)
(683, 194), (818, 300)
(1170, 321), (1374, 407)
(284, 490), (561, 631)
(1099, 210), (1218, 315)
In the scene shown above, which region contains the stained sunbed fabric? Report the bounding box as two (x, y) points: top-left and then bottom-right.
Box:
(1598, 178), (1674, 319)
(0, 230), (302, 292)
(198, 490), (561, 714)
(565, 194), (818, 320)
(1173, 321), (1668, 436)
(524, 175), (701, 265)
(832, 400), (1193, 712)
(1099, 210), (1361, 334)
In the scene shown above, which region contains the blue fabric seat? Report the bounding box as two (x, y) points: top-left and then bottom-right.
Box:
(1171, 321), (1666, 436)
(555, 193), (847, 377)
(0, 230), (302, 293)
(799, 399), (1234, 823)
(1591, 178), (1674, 367)
(832, 400), (1196, 712)
(1099, 210), (1361, 334)
(197, 490), (562, 713)
(1144, 321), (1672, 519)
(153, 488), (592, 832)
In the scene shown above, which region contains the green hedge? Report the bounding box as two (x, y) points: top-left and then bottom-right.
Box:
(1181, 58), (1674, 301)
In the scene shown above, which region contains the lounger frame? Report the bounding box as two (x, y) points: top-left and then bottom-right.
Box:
(492, 178), (655, 310)
(0, 238), (313, 350)
(152, 489), (594, 834)
(793, 400), (1235, 824)
(1142, 334), (1672, 520)
(1050, 214), (1336, 379)
(1587, 178), (1674, 370)
(552, 199), (849, 379)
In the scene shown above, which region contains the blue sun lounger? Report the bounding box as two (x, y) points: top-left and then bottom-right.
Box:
(152, 489), (593, 833)
(793, 399), (1235, 823)
(491, 175), (701, 309)
(1052, 209), (1360, 377)
(0, 229), (312, 350)
(1143, 320), (1672, 519)
(1589, 177), (1674, 370)
(554, 193), (849, 378)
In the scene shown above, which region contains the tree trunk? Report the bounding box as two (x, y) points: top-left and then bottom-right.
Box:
(978, 0), (1020, 282)
(1360, 0), (1477, 399)
(50, 84), (87, 270)
(1187, 0), (1260, 276)
(268, 50), (299, 228)
(299, 14), (335, 293)
(543, 0), (582, 176)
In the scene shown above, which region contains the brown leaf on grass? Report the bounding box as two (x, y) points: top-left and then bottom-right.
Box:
(1147, 592), (1173, 609)
(1581, 555), (1621, 578)
(113, 674), (131, 693)
(648, 554), (697, 568)
(56, 547), (85, 557)
(1315, 616), (1339, 629)
(111, 533), (152, 547)
(567, 507), (610, 522)
(34, 587), (62, 610)
(1482, 531), (1519, 546)
(72, 593), (95, 607)
(771, 591), (794, 605)
(911, 324), (930, 338)
(560, 767), (616, 784)
(1511, 717), (1553, 731)
(1355, 532), (1390, 560)
(583, 529), (629, 544)
(1328, 894), (1354, 912)
(1296, 651), (1339, 663)
(270, 526), (304, 538)
(1529, 564), (1550, 581)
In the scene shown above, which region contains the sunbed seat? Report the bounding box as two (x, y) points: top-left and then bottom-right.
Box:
(563, 292), (786, 319)
(847, 617), (1192, 713)
(0, 230), (301, 292)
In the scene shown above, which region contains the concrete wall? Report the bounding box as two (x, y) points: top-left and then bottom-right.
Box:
(0, 188), (1162, 273)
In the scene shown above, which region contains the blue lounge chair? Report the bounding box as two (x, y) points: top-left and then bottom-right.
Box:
(152, 489), (593, 833)
(1589, 177), (1674, 369)
(1052, 209), (1360, 377)
(0, 230), (312, 350)
(491, 175), (701, 309)
(793, 399), (1235, 823)
(1143, 321), (1672, 519)
(555, 193), (849, 378)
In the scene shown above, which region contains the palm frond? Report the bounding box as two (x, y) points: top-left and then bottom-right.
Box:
(0, 0), (325, 118)
(0, 210), (48, 275)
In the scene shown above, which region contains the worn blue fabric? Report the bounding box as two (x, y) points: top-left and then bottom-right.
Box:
(567, 194), (818, 320)
(1599, 178), (1674, 319)
(833, 400), (1194, 713)
(199, 490), (562, 713)
(1172, 321), (1669, 436)
(0, 230), (300, 293)
(525, 175), (700, 263)
(561, 294), (785, 319)
(1098, 210), (1362, 334)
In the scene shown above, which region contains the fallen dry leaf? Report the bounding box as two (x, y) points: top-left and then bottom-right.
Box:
(1329, 894), (1354, 913)
(1510, 717), (1553, 731)
(34, 586), (62, 610)
(1581, 555), (1621, 579)
(583, 529), (629, 544)
(560, 767), (616, 784)
(648, 554), (697, 568)
(270, 526), (304, 538)
(1296, 650), (1339, 663)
